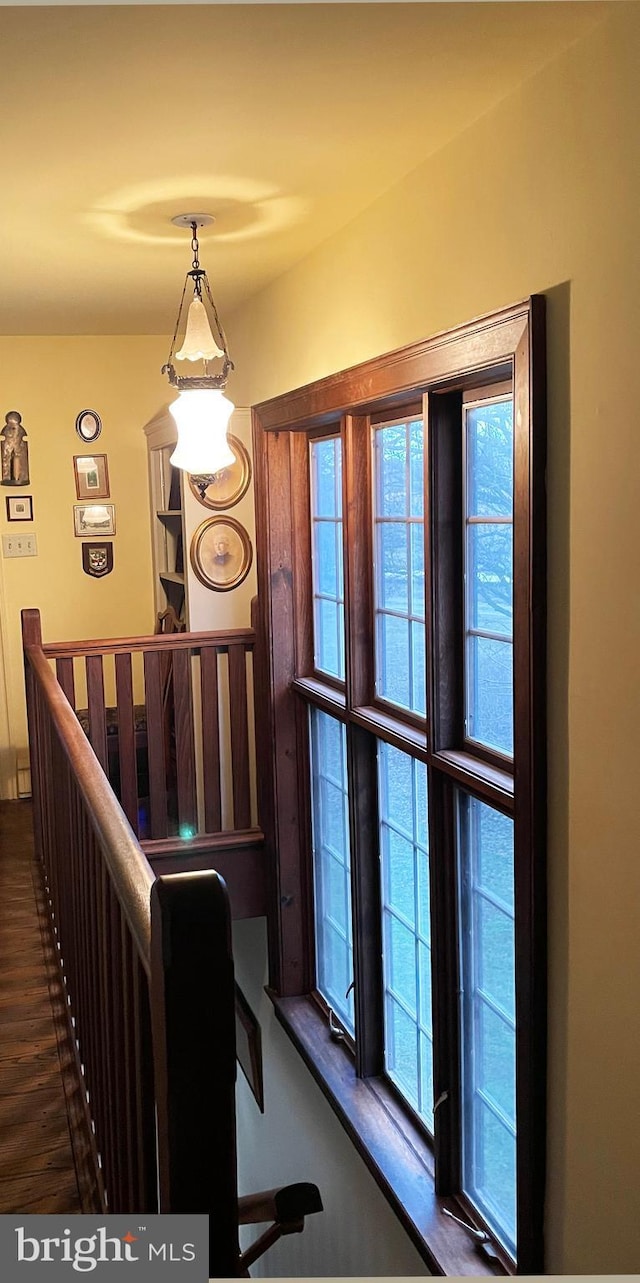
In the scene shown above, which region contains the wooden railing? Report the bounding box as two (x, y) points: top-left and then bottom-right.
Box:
(26, 610), (265, 918)
(22, 609), (241, 1275)
(22, 609), (323, 1270)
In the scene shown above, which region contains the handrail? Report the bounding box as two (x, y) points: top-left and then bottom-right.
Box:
(24, 636), (154, 969)
(42, 625), (255, 659)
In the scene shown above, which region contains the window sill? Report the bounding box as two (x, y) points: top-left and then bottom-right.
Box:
(269, 992), (508, 1277)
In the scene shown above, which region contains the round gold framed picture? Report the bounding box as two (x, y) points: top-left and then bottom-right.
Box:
(190, 516), (253, 592)
(188, 434), (251, 509)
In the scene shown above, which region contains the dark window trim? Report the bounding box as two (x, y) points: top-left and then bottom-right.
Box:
(270, 992), (511, 1277)
(252, 297), (546, 1274)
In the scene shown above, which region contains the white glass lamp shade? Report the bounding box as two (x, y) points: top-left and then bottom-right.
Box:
(169, 389), (235, 474)
(175, 297), (224, 362)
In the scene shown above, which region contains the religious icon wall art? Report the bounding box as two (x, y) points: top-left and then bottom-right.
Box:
(1, 411), (30, 486)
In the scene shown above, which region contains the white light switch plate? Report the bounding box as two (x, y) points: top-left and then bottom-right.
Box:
(2, 532), (37, 557)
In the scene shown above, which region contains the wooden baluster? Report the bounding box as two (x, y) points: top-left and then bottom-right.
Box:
(56, 655), (76, 707)
(143, 650), (168, 838)
(73, 785), (90, 1084)
(171, 647), (197, 834)
(132, 957), (158, 1213)
(108, 885), (125, 1210)
(115, 652), (139, 834)
(121, 927), (140, 1213)
(86, 655), (108, 773)
(98, 862), (117, 1206)
(200, 645), (222, 833)
(91, 841), (108, 1190)
(228, 643), (251, 830)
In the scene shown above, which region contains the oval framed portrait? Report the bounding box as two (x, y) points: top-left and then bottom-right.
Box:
(188, 434), (251, 509)
(190, 516), (253, 592)
(75, 409), (102, 444)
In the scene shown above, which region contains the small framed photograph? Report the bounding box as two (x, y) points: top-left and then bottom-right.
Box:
(74, 503), (116, 537)
(75, 409), (102, 444)
(74, 454), (110, 500)
(190, 516), (252, 592)
(188, 434), (252, 509)
(6, 494), (33, 521)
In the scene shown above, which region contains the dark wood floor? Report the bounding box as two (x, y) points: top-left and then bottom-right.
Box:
(0, 799), (82, 1213)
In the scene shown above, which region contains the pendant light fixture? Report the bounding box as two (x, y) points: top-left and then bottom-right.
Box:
(162, 215), (235, 497)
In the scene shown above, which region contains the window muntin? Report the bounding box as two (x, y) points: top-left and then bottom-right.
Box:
(373, 418), (426, 717)
(310, 707), (354, 1034)
(459, 792), (516, 1254)
(379, 741), (433, 1131)
(310, 436), (345, 681)
(464, 396), (514, 756)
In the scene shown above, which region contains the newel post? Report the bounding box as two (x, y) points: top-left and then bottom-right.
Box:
(149, 870), (239, 1278)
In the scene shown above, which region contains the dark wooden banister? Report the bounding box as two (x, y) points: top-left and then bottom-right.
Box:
(42, 625), (255, 659)
(23, 609), (154, 964)
(22, 608), (242, 1273)
(22, 607), (321, 1274)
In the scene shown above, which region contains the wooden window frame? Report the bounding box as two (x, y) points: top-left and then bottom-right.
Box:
(252, 298), (546, 1275)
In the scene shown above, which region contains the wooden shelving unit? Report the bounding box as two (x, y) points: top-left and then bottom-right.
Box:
(144, 409), (188, 625)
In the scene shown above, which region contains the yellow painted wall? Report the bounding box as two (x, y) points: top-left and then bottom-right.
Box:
(228, 3), (640, 1273)
(0, 336), (167, 797)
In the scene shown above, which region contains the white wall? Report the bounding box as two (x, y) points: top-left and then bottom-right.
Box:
(233, 918), (429, 1278)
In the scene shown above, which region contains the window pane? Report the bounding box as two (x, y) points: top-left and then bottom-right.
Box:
(314, 598), (342, 679)
(468, 523), (512, 635)
(314, 520), (339, 597)
(467, 635), (513, 756)
(310, 709), (354, 1034)
(379, 742), (433, 1131)
(467, 400), (513, 518)
(377, 424), (408, 517)
(313, 436), (341, 517)
(373, 418), (426, 717)
(464, 396), (513, 757)
(459, 793), (516, 1254)
(310, 437), (344, 680)
(378, 522), (409, 613)
(377, 614), (410, 708)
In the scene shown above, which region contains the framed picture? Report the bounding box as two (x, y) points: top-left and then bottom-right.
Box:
(188, 434), (252, 509)
(74, 454), (110, 500)
(73, 503), (116, 537)
(190, 516), (252, 592)
(235, 982), (264, 1112)
(6, 494), (33, 521)
(75, 409), (102, 444)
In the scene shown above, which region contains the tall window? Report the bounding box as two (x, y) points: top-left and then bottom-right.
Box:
(464, 391), (513, 756)
(254, 299), (546, 1274)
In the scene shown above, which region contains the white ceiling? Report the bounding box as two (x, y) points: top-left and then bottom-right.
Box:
(0, 3), (606, 334)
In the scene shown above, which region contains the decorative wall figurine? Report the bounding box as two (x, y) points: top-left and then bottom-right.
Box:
(82, 542), (113, 578)
(1, 411), (30, 486)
